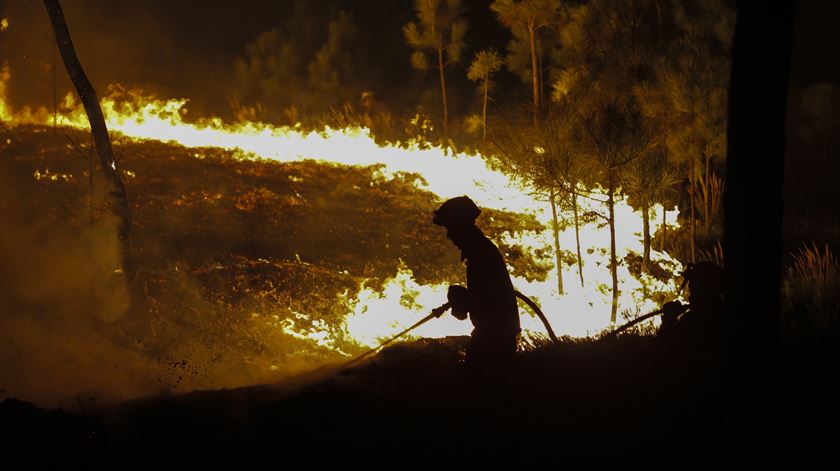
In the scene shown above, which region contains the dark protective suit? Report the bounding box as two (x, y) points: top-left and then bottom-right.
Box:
(658, 262), (725, 353)
(450, 228), (520, 369)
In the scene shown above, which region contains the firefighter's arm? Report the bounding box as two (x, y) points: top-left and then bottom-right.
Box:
(447, 285), (470, 320)
(662, 300), (689, 319)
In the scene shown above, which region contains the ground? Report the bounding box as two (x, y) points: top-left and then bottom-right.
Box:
(1, 125), (837, 465)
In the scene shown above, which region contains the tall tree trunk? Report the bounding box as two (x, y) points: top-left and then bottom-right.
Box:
(550, 189), (564, 295)
(43, 0), (136, 292)
(704, 151), (712, 233)
(537, 37), (544, 110)
(52, 43), (57, 134)
(529, 22), (539, 126)
(643, 202), (651, 270)
(437, 46), (448, 138)
(482, 74), (489, 142)
(689, 160), (696, 262)
(724, 0), (793, 454)
(573, 192), (584, 287)
(608, 172), (619, 324)
(661, 205), (667, 251)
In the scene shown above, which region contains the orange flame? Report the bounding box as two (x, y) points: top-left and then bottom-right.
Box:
(0, 69), (683, 351)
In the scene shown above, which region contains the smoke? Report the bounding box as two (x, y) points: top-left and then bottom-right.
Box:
(1, 0), (309, 121)
(0, 169), (159, 407)
(0, 165), (336, 408)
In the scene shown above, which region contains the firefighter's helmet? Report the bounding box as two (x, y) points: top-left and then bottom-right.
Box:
(433, 196), (481, 228)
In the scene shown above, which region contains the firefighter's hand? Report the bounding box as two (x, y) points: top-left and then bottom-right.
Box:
(451, 309), (468, 321)
(447, 285), (470, 320)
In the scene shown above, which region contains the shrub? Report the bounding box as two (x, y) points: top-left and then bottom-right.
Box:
(782, 243), (840, 340)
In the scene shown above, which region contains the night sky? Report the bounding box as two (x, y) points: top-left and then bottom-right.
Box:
(2, 0), (519, 118)
(2, 0), (839, 227)
(3, 1), (839, 118)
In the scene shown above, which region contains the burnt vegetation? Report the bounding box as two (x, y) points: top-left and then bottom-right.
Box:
(0, 125), (548, 398)
(2, 0), (840, 464)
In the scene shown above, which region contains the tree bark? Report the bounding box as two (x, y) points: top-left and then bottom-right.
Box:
(482, 74), (489, 142)
(529, 22), (539, 125)
(643, 202), (651, 270)
(537, 37), (544, 110)
(689, 160), (696, 262)
(704, 151), (712, 233)
(550, 189), (564, 295)
(43, 0), (135, 289)
(52, 44), (57, 134)
(723, 1), (793, 443)
(573, 192), (584, 287)
(437, 45), (449, 138)
(608, 171), (619, 324)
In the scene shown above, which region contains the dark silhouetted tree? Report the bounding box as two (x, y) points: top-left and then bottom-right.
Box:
(578, 103), (651, 322)
(467, 49), (503, 142)
(42, 0), (136, 305)
(491, 0), (560, 125)
(403, 0), (467, 138)
(625, 147), (680, 269)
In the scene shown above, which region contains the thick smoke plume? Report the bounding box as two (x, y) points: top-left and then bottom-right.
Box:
(0, 171), (155, 406)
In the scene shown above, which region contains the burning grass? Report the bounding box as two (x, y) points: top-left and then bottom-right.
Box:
(0, 124), (548, 406)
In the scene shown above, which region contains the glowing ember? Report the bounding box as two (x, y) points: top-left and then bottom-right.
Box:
(0, 70), (683, 350)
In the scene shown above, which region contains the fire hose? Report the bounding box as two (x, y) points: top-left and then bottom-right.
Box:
(514, 291), (558, 343)
(598, 307), (665, 341)
(339, 276), (688, 370)
(339, 290), (558, 371)
(598, 275), (691, 341)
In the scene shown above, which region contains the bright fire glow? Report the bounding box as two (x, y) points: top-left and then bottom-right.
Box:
(1, 70), (683, 352)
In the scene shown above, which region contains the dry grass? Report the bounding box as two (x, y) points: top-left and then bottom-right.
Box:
(783, 243), (840, 339)
(790, 243), (838, 285)
(698, 239), (725, 267)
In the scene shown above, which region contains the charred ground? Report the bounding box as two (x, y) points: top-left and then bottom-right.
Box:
(1, 125), (838, 464)
(0, 124), (548, 404)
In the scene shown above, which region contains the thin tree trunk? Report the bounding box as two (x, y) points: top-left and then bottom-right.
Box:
(550, 189), (564, 295)
(529, 22), (539, 125)
(608, 172), (619, 324)
(661, 205), (667, 251)
(89, 131), (96, 313)
(52, 43), (57, 134)
(689, 161), (696, 262)
(482, 74), (489, 142)
(537, 37), (544, 110)
(704, 152), (712, 233)
(573, 192), (584, 286)
(643, 202), (651, 270)
(437, 46), (448, 138)
(43, 0), (135, 296)
(89, 131), (94, 226)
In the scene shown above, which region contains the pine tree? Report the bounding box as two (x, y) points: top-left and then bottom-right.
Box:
(467, 49), (503, 142)
(403, 0), (467, 138)
(491, 0), (560, 125)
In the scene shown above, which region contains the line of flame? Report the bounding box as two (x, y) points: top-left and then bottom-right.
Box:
(1, 67), (683, 350)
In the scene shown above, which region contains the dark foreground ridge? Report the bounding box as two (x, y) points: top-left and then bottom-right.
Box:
(2, 334), (837, 466)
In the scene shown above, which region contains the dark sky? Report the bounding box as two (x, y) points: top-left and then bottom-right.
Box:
(1, 0), (838, 120)
(1, 0), (513, 119)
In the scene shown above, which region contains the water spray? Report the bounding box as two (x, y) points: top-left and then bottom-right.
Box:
(338, 289), (558, 372)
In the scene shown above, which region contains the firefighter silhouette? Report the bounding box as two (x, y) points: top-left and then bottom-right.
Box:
(433, 196), (520, 372)
(659, 261), (725, 349)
